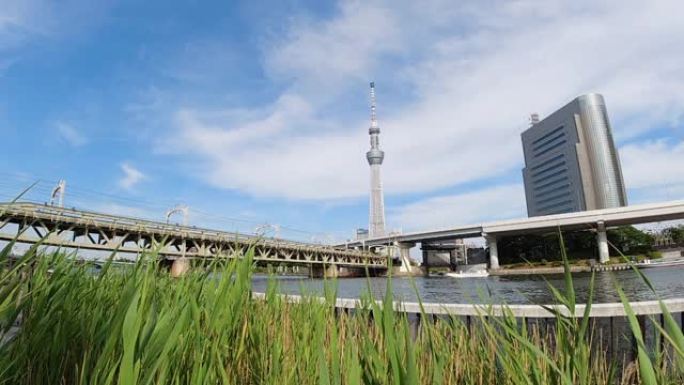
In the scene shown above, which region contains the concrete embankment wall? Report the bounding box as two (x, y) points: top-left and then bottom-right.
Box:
(490, 263), (637, 276)
(490, 265), (591, 276)
(252, 292), (684, 364)
(252, 292), (684, 318)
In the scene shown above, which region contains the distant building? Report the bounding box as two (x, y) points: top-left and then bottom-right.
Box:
(521, 93), (627, 217)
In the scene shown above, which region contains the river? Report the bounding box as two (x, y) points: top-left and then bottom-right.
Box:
(251, 265), (684, 304)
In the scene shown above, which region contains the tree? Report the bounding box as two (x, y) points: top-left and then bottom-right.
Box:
(497, 231), (595, 264)
(496, 225), (656, 265)
(663, 225), (684, 245)
(607, 226), (654, 255)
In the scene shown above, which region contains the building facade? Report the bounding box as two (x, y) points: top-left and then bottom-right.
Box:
(521, 93), (627, 217)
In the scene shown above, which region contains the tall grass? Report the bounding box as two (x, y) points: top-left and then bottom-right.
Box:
(0, 237), (683, 384)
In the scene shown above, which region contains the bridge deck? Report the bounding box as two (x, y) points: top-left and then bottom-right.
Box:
(0, 202), (386, 269)
(345, 200), (684, 247)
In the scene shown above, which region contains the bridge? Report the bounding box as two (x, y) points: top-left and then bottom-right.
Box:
(342, 200), (684, 270)
(0, 202), (386, 274)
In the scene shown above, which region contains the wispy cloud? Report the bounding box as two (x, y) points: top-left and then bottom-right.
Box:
(162, 0), (684, 204)
(0, 0), (110, 74)
(119, 163), (145, 190)
(391, 138), (684, 232)
(264, 1), (403, 94)
(55, 121), (87, 147)
(620, 139), (684, 203)
(390, 184), (526, 232)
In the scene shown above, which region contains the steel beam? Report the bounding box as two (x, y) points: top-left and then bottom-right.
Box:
(0, 202), (386, 269)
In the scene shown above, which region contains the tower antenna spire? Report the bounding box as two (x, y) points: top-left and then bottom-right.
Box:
(370, 81), (378, 129)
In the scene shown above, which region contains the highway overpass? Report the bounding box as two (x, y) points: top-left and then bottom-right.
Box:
(342, 200), (684, 269)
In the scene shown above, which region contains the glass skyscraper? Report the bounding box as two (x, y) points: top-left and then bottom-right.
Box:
(521, 93), (627, 217)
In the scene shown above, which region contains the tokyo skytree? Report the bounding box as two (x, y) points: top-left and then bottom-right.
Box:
(366, 82), (386, 237)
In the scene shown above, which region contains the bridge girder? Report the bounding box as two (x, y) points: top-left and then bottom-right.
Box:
(0, 203), (386, 269)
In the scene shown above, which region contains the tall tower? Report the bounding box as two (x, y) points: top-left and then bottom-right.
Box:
(366, 82), (386, 237)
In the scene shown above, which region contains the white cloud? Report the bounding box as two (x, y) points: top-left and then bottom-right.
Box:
(621, 140), (684, 189)
(55, 121), (87, 146)
(0, 1), (42, 48)
(0, 0), (109, 74)
(163, 0), (684, 203)
(389, 184), (526, 232)
(620, 139), (684, 203)
(264, 1), (403, 94)
(118, 163), (145, 190)
(388, 138), (684, 233)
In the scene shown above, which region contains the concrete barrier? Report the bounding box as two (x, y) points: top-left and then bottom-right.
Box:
(252, 292), (684, 362)
(252, 292), (684, 318)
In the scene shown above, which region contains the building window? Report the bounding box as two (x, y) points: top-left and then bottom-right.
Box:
(534, 175), (569, 193)
(533, 139), (567, 158)
(532, 131), (566, 152)
(536, 191), (571, 205)
(532, 169), (567, 186)
(537, 199), (574, 213)
(532, 160), (566, 179)
(531, 125), (564, 145)
(530, 154), (564, 170)
(535, 183), (571, 199)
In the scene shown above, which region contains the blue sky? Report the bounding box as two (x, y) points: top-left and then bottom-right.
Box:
(1, 0), (683, 243)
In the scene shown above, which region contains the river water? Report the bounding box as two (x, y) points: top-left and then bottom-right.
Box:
(252, 265), (684, 304)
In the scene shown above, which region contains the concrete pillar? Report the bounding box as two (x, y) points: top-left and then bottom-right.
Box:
(454, 239), (465, 268)
(449, 249), (457, 271)
(421, 248), (430, 276)
(484, 233), (499, 270)
(397, 242), (415, 273)
(597, 221), (609, 264)
(170, 257), (190, 277)
(311, 264), (340, 278)
(325, 264), (339, 278)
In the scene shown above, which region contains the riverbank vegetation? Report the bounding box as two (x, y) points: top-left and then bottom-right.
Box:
(499, 254), (656, 271)
(497, 225), (666, 266)
(1, 242), (684, 384)
(664, 225), (684, 245)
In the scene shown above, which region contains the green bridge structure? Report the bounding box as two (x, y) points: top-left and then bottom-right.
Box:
(0, 202), (387, 277)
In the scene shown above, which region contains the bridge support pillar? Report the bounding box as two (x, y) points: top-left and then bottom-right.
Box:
(324, 264), (339, 278)
(391, 242), (420, 276)
(484, 234), (499, 270)
(421, 247), (431, 277)
(170, 257), (190, 277)
(398, 242), (415, 273)
(597, 221), (609, 264)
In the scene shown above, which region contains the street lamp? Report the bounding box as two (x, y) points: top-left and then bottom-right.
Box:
(165, 205), (189, 226)
(50, 180), (66, 207)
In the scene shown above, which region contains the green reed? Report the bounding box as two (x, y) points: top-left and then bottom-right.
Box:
(0, 233), (683, 384)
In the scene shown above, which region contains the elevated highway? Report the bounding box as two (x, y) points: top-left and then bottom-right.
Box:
(343, 200), (684, 269)
(0, 202), (386, 272)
